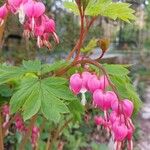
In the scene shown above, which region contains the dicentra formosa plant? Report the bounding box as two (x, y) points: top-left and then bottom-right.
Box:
(0, 0), (141, 150)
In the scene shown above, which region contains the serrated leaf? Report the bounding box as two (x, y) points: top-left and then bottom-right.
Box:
(86, 0), (135, 22)
(10, 77), (39, 114)
(22, 60), (42, 72)
(42, 79), (76, 100)
(41, 60), (69, 74)
(110, 75), (141, 114)
(0, 64), (26, 85)
(64, 1), (79, 15)
(22, 87), (41, 120)
(43, 77), (67, 85)
(10, 77), (72, 122)
(41, 92), (69, 123)
(103, 64), (129, 76)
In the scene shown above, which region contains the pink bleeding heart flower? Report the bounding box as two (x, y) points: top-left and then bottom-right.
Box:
(8, 0), (28, 24)
(112, 122), (128, 141)
(31, 126), (39, 148)
(122, 99), (134, 118)
(94, 116), (104, 126)
(24, 1), (45, 30)
(109, 111), (120, 124)
(0, 4), (8, 26)
(44, 17), (59, 44)
(93, 89), (113, 110)
(81, 71), (92, 91)
(87, 75), (101, 93)
(99, 75), (109, 90)
(70, 73), (82, 95)
(111, 98), (119, 113)
(38, 15), (59, 47)
(15, 115), (26, 132)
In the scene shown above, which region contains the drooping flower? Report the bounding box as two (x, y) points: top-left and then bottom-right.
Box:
(31, 125), (40, 148)
(87, 75), (101, 93)
(15, 115), (26, 132)
(8, 0), (28, 24)
(23, 0), (45, 30)
(0, 4), (8, 26)
(112, 122), (128, 141)
(122, 99), (134, 118)
(70, 73), (82, 95)
(93, 89), (116, 110)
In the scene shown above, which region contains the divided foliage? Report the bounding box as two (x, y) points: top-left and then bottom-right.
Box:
(64, 0), (135, 22)
(0, 60), (83, 123)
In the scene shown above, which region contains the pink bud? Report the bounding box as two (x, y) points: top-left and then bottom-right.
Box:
(94, 116), (104, 126)
(70, 73), (82, 94)
(122, 99), (134, 118)
(112, 122), (128, 141)
(87, 75), (101, 93)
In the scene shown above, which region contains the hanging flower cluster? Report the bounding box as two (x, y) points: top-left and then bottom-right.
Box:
(70, 71), (108, 105)
(15, 115), (27, 132)
(0, 0), (59, 49)
(31, 125), (40, 148)
(70, 71), (135, 150)
(1, 104), (39, 148)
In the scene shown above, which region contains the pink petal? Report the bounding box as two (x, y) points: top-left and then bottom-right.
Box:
(33, 2), (45, 18)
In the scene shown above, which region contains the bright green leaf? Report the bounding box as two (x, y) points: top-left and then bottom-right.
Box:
(103, 64), (129, 76)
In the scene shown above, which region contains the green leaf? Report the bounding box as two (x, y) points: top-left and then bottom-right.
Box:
(41, 93), (69, 123)
(68, 100), (84, 121)
(86, 0), (135, 22)
(103, 64), (129, 76)
(43, 77), (67, 85)
(110, 75), (142, 114)
(10, 77), (39, 114)
(22, 60), (42, 72)
(81, 39), (97, 53)
(41, 60), (69, 74)
(0, 84), (13, 97)
(10, 77), (72, 122)
(64, 1), (79, 15)
(22, 88), (41, 120)
(42, 78), (76, 101)
(0, 64), (26, 84)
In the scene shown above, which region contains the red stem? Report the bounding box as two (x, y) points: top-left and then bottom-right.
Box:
(0, 113), (4, 150)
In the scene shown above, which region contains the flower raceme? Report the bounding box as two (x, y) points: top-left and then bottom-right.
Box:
(0, 0), (59, 49)
(69, 71), (135, 150)
(69, 72), (108, 105)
